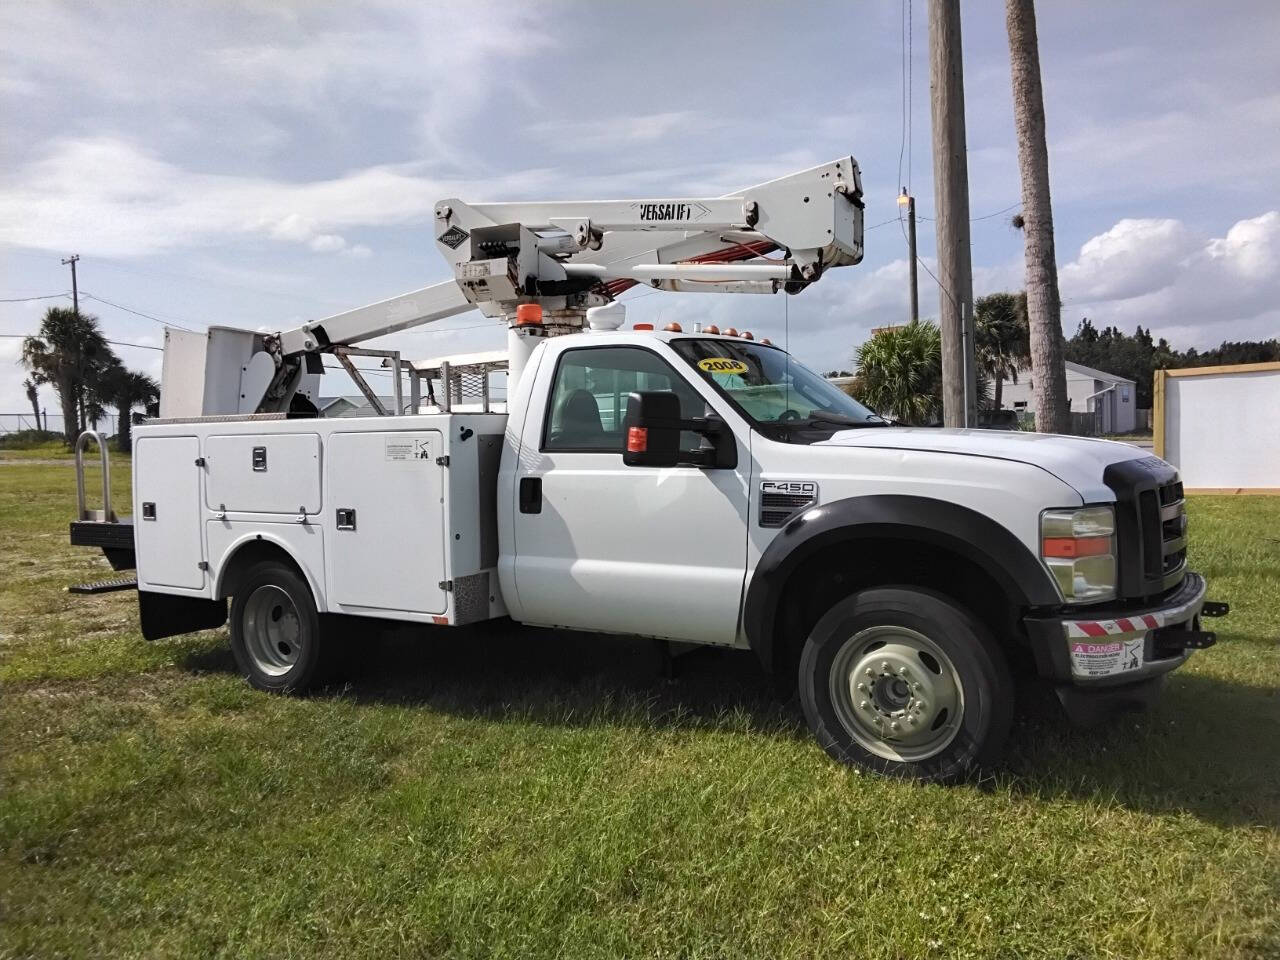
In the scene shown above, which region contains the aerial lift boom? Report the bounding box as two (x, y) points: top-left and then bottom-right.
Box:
(161, 157), (864, 418)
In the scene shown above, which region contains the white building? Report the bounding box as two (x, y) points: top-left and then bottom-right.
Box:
(999, 361), (1137, 434)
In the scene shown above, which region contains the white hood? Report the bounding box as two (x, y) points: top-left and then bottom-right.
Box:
(814, 427), (1157, 503)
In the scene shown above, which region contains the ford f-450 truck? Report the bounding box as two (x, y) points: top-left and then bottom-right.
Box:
(67, 158), (1225, 781)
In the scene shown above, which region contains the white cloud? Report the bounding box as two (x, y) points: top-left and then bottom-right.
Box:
(1060, 212), (1280, 345)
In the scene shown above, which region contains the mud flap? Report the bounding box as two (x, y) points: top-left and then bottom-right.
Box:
(139, 590), (227, 641)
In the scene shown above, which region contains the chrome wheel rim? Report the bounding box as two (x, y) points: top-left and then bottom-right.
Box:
(828, 625), (964, 762)
(242, 585), (303, 677)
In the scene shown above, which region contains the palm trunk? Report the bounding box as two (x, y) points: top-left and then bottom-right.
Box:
(1006, 0), (1070, 434)
(994, 373), (1004, 411)
(28, 391), (41, 431)
(58, 376), (78, 446)
(116, 400), (133, 454)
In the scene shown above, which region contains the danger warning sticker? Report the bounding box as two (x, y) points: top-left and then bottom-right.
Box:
(1069, 637), (1145, 678)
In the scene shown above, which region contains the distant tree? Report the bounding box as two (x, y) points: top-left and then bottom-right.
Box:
(20, 307), (114, 445)
(23, 378), (43, 431)
(853, 320), (943, 425)
(975, 292), (1030, 410)
(93, 361), (159, 453)
(1062, 320), (1279, 407)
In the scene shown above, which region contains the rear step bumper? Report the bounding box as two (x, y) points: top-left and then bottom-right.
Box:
(69, 518), (135, 570)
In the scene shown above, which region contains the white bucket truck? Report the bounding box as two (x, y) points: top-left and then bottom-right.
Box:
(70, 158), (1225, 782)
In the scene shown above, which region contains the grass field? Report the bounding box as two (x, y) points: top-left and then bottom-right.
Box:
(1, 458), (1277, 959)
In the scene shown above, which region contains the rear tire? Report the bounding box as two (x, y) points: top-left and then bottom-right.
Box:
(798, 587), (1012, 783)
(229, 560), (335, 694)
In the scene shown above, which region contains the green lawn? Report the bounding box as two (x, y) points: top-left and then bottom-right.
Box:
(1, 459), (1277, 959)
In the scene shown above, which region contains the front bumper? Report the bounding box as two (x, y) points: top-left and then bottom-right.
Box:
(1024, 572), (1217, 689)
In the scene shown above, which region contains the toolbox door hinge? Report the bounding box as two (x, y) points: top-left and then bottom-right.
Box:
(438, 579), (453, 591)
(194, 457), (206, 467)
(436, 455), (450, 466)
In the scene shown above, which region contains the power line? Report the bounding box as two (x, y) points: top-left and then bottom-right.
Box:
(0, 293), (70, 303)
(79, 292), (197, 332)
(916, 201), (1021, 224)
(0, 331), (163, 352)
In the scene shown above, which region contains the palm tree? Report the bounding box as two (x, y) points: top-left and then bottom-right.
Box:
(20, 307), (114, 445)
(975, 292), (1030, 410)
(1006, 0), (1070, 433)
(93, 361), (159, 453)
(23, 378), (43, 431)
(853, 320), (943, 425)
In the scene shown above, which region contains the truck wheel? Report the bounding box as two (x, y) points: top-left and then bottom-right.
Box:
(798, 587), (1012, 783)
(229, 560), (334, 694)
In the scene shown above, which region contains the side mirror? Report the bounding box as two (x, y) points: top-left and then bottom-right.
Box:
(622, 391), (682, 467)
(622, 391), (737, 469)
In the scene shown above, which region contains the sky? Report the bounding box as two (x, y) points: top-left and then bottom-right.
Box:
(2, 0), (1278, 421)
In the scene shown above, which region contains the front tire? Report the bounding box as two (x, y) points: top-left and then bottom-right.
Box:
(798, 587), (1012, 782)
(229, 560), (335, 694)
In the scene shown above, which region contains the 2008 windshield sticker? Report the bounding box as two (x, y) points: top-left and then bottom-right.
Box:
(697, 357), (748, 376)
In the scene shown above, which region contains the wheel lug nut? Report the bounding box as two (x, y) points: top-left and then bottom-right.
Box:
(865, 667), (875, 677)
(880, 661), (890, 672)
(898, 667), (908, 676)
(857, 682), (868, 693)
(890, 721), (900, 731)
(917, 702), (928, 712)
(859, 700), (869, 710)
(914, 683), (923, 691)
(907, 716), (918, 725)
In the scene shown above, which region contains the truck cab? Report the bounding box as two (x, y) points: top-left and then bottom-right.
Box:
(489, 326), (1219, 779)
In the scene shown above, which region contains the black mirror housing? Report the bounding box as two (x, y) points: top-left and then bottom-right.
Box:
(622, 391), (737, 469)
(622, 391), (682, 467)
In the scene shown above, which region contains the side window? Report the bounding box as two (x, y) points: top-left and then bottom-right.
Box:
(544, 346), (707, 453)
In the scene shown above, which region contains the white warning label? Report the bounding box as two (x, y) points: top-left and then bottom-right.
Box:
(1069, 638), (1145, 678)
(384, 437), (433, 461)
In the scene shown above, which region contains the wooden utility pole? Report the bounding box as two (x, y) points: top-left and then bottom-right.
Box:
(928, 0), (977, 427)
(61, 254), (80, 315)
(899, 191), (920, 322)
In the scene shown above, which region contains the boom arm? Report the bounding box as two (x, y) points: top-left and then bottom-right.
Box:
(164, 158), (863, 418)
(276, 157), (863, 356)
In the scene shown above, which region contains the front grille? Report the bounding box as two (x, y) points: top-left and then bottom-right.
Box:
(1103, 457), (1187, 599)
(760, 492), (815, 528)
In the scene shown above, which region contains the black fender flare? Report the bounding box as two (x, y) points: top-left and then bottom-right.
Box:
(742, 494), (1061, 671)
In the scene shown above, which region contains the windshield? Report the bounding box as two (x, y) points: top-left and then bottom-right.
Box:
(670, 338), (886, 435)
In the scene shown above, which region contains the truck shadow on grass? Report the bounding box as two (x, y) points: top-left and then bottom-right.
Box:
(181, 623), (1278, 830)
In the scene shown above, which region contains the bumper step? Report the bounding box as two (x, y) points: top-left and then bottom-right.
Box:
(68, 577), (138, 595)
(1201, 600), (1230, 618)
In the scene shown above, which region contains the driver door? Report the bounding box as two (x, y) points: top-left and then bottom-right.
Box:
(511, 343), (751, 645)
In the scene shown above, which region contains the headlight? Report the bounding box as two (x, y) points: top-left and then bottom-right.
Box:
(1041, 506), (1117, 603)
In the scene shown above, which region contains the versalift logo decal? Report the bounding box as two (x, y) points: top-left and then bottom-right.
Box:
(631, 201), (712, 223)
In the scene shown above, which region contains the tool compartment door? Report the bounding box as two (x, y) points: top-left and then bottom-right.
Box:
(325, 430), (448, 615)
(205, 433), (321, 514)
(134, 435), (205, 590)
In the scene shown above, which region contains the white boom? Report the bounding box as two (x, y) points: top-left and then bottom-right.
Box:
(160, 157), (864, 418)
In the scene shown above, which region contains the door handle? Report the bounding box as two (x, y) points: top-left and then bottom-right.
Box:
(519, 477), (542, 514)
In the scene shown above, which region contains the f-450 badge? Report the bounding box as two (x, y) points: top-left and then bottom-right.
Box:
(758, 480), (819, 528)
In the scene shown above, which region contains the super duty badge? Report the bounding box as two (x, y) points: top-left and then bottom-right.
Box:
(759, 480), (819, 528)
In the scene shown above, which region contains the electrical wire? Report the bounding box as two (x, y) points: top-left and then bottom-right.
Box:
(916, 201), (1022, 224)
(80, 292), (198, 332)
(0, 293), (71, 303)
